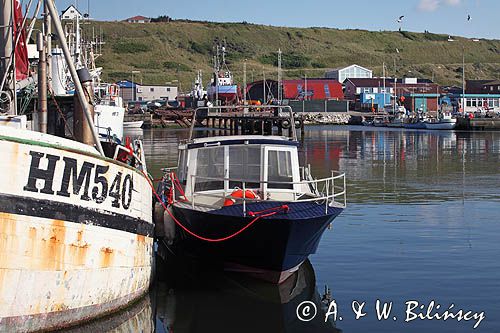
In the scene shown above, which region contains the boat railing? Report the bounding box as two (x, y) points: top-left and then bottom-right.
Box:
(183, 172), (346, 216)
(188, 105), (297, 141)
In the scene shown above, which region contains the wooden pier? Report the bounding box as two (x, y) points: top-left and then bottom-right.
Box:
(154, 108), (305, 136)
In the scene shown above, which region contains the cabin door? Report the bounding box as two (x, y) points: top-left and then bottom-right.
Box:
(263, 147), (300, 199)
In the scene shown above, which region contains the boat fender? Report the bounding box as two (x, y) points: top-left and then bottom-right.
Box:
(163, 210), (176, 245)
(294, 118), (303, 128)
(154, 202), (166, 237)
(281, 119), (291, 129)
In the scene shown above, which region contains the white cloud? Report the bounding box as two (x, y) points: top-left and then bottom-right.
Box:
(418, 0), (440, 11)
(418, 0), (462, 12)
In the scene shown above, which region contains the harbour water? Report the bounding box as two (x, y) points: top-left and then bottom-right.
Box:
(82, 126), (500, 332)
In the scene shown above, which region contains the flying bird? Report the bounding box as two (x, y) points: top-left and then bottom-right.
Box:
(397, 15), (405, 23)
(467, 15), (471, 21)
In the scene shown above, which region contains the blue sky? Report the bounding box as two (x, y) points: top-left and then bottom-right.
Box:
(47, 0), (498, 39)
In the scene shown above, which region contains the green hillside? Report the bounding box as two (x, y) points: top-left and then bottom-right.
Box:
(88, 20), (500, 91)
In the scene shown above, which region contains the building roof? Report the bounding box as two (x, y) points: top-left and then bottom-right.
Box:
(125, 15), (150, 21)
(345, 78), (391, 87)
(116, 80), (177, 89)
(116, 80), (141, 88)
(346, 77), (435, 87)
(61, 5), (82, 17)
(483, 80), (500, 86)
(327, 64), (372, 73)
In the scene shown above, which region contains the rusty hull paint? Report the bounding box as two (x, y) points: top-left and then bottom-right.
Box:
(0, 212), (153, 332)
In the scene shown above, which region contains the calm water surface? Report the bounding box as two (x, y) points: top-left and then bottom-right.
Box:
(82, 126), (500, 333)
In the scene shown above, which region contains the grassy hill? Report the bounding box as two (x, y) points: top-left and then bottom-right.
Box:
(87, 20), (500, 91)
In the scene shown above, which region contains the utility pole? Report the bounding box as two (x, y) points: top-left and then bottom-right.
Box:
(383, 62), (386, 109)
(462, 45), (465, 114)
(243, 60), (247, 105)
(277, 48), (282, 104)
(263, 68), (266, 104)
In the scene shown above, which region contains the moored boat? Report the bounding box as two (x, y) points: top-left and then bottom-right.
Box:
(123, 120), (144, 129)
(424, 113), (457, 130)
(0, 1), (154, 331)
(154, 106), (346, 284)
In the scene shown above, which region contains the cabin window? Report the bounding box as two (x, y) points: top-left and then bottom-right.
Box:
(228, 146), (261, 189)
(267, 150), (293, 189)
(194, 147), (224, 191)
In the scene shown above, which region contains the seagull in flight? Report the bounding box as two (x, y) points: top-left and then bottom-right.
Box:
(397, 15), (405, 23)
(467, 15), (471, 21)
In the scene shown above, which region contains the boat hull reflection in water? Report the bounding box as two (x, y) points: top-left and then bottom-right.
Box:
(154, 256), (342, 333)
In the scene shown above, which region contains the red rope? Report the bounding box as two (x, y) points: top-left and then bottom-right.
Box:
(141, 170), (278, 243)
(248, 205), (289, 217)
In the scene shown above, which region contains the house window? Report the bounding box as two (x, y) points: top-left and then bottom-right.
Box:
(150, 87), (154, 92)
(167, 88), (171, 92)
(138, 97), (143, 101)
(466, 99), (472, 107)
(363, 88), (371, 93)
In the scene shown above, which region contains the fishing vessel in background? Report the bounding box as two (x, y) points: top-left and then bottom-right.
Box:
(154, 106), (346, 283)
(0, 1), (153, 331)
(50, 10), (125, 142)
(206, 41), (239, 105)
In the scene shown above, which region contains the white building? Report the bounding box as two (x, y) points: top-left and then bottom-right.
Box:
(116, 80), (178, 102)
(136, 85), (178, 101)
(61, 5), (83, 20)
(325, 64), (373, 83)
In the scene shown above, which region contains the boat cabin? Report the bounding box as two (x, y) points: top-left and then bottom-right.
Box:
(176, 135), (310, 207)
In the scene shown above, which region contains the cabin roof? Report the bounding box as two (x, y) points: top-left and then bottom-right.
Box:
(184, 135), (299, 149)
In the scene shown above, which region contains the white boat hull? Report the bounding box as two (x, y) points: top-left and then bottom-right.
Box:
(123, 121), (144, 129)
(0, 127), (153, 332)
(424, 119), (457, 130)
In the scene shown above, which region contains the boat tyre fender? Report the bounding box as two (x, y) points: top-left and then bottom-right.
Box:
(163, 210), (176, 245)
(154, 201), (166, 237)
(294, 118), (303, 128)
(281, 119), (291, 129)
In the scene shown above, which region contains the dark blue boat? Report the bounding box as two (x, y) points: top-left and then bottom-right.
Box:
(156, 107), (346, 283)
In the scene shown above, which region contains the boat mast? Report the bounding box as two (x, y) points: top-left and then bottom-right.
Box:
(45, 0), (104, 155)
(0, 0), (16, 114)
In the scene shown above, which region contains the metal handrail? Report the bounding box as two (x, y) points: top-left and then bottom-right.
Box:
(188, 105), (297, 142)
(184, 172), (346, 215)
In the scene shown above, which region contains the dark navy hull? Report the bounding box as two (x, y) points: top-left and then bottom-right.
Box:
(170, 201), (343, 283)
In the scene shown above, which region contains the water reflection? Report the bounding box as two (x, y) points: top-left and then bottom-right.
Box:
(58, 296), (154, 332)
(300, 126), (500, 203)
(141, 126), (500, 204)
(61, 259), (340, 333)
(153, 257), (342, 333)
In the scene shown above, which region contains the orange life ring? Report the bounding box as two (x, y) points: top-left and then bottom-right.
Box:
(224, 189), (259, 206)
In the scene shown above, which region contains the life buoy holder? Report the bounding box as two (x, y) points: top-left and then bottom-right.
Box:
(224, 188), (259, 207)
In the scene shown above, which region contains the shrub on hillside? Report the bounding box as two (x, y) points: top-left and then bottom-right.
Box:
(113, 41), (151, 53)
(259, 53), (311, 68)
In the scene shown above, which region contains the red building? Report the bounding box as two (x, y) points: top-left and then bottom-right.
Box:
(283, 79), (343, 100)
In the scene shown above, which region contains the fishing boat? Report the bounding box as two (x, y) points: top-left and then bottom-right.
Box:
(0, 1), (153, 331)
(123, 120), (144, 129)
(424, 113), (457, 130)
(206, 41), (239, 105)
(154, 106), (346, 284)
